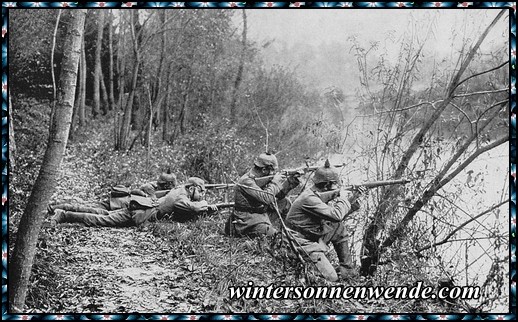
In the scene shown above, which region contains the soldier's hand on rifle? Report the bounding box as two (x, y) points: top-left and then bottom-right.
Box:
(287, 174), (301, 188)
(350, 186), (368, 203)
(271, 172), (284, 185)
(208, 204), (218, 212)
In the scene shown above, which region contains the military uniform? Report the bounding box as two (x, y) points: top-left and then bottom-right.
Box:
(225, 170), (283, 237)
(225, 153), (298, 238)
(51, 178), (210, 227)
(285, 161), (362, 282)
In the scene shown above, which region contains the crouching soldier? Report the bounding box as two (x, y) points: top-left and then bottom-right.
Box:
(285, 160), (366, 282)
(50, 177), (217, 227)
(225, 153), (299, 238)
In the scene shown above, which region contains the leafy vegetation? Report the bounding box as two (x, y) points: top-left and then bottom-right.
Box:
(8, 9), (510, 314)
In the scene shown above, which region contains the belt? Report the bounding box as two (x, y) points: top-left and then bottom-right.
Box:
(234, 206), (267, 214)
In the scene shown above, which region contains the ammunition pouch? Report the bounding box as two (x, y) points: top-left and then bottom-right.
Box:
(129, 195), (159, 211)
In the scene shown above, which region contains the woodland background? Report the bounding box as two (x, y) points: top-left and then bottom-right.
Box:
(6, 8), (512, 314)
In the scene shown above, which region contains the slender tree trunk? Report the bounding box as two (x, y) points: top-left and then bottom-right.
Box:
(359, 10), (506, 277)
(119, 61), (139, 150)
(92, 10), (105, 118)
(71, 31), (85, 138)
(8, 9), (86, 312)
(115, 11), (125, 150)
(8, 93), (16, 169)
(119, 11), (141, 151)
(108, 9), (116, 111)
(100, 67), (109, 112)
(49, 9), (62, 134)
(78, 33), (86, 126)
(229, 9), (247, 122)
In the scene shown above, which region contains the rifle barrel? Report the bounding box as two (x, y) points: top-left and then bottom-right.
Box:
(205, 183), (235, 189)
(214, 202), (234, 208)
(343, 179), (410, 190)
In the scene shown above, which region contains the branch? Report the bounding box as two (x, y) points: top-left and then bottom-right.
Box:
(250, 99), (269, 152)
(417, 199), (507, 253)
(449, 102), (473, 129)
(447, 9), (506, 95)
(359, 101), (441, 118)
(437, 135), (508, 190)
(453, 88), (508, 98)
(452, 61), (509, 93)
(381, 135), (508, 250)
(432, 106), (502, 186)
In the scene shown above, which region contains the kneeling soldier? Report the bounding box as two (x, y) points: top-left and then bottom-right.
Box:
(225, 153), (299, 238)
(285, 160), (366, 282)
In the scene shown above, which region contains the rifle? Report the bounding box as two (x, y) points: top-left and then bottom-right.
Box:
(255, 163), (346, 187)
(317, 179), (411, 203)
(155, 183), (235, 197)
(214, 202), (234, 209)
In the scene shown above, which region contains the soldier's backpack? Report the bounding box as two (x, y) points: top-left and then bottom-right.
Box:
(109, 185), (131, 210)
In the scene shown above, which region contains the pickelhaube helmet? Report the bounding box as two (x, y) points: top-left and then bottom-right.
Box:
(312, 159), (340, 184)
(186, 177), (206, 192)
(157, 169), (177, 190)
(254, 152), (278, 170)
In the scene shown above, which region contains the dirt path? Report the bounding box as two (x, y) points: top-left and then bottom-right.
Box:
(44, 224), (203, 313)
(36, 131), (213, 313)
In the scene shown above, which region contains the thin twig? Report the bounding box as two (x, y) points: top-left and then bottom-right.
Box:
(416, 199), (507, 253)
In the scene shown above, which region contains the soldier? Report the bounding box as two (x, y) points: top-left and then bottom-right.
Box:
(50, 177), (217, 227)
(285, 160), (367, 282)
(48, 170), (178, 215)
(225, 152), (299, 238)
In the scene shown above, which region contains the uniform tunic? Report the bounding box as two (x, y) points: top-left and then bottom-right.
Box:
(226, 170), (284, 237)
(286, 188), (353, 253)
(56, 185), (208, 227)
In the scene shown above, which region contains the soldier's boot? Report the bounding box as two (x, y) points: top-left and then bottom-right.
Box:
(309, 252), (338, 282)
(50, 209), (65, 226)
(333, 240), (359, 280)
(50, 203), (109, 215)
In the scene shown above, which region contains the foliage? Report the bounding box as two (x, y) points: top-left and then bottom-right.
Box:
(177, 116), (253, 184)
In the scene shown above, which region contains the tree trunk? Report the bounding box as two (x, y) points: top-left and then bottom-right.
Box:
(8, 9), (86, 312)
(78, 33), (86, 126)
(92, 10), (105, 118)
(49, 9), (62, 134)
(115, 11), (126, 150)
(229, 9), (247, 122)
(71, 31), (85, 138)
(118, 11), (141, 151)
(359, 9), (506, 277)
(108, 9), (116, 111)
(100, 67), (109, 112)
(8, 93), (16, 169)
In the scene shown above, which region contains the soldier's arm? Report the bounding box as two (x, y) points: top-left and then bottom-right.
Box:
(174, 198), (209, 214)
(301, 194), (352, 222)
(240, 177), (282, 206)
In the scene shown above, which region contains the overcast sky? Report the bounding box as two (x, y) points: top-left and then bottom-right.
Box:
(236, 9), (508, 95)
(244, 9), (506, 52)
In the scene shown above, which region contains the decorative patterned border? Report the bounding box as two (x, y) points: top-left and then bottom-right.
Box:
(1, 2), (516, 320)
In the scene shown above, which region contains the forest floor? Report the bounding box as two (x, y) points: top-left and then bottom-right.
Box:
(12, 115), (477, 315)
(19, 126), (334, 314)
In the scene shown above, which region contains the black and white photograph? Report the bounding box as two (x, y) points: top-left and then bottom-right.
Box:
(5, 4), (513, 317)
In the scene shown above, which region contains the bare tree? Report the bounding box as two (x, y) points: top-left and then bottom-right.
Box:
(358, 10), (508, 277)
(92, 10), (105, 117)
(8, 9), (87, 312)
